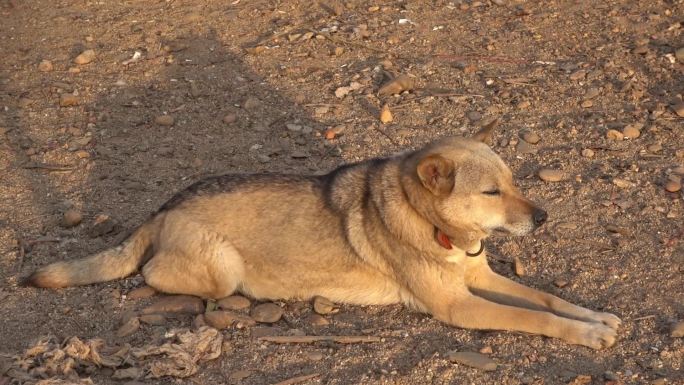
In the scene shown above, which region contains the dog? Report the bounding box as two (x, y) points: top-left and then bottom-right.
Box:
(25, 120), (620, 349)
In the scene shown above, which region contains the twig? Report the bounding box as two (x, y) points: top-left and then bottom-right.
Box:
(631, 315), (656, 321)
(258, 335), (382, 344)
(22, 162), (76, 171)
(27, 236), (61, 246)
(272, 373), (320, 385)
(372, 125), (399, 146)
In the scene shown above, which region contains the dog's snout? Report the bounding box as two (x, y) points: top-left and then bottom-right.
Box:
(533, 208), (548, 227)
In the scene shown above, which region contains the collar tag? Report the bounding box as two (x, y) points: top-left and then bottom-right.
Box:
(436, 229), (452, 249)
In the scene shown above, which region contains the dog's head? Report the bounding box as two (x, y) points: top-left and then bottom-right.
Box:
(404, 119), (547, 247)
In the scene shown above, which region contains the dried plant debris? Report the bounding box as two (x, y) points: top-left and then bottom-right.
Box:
(3, 327), (223, 383)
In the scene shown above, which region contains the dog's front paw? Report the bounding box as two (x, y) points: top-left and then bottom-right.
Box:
(567, 321), (617, 350)
(591, 311), (621, 330)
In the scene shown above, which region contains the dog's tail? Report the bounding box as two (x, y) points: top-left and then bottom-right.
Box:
(23, 217), (159, 288)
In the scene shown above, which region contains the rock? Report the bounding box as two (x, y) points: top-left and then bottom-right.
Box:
(516, 140), (536, 154)
(88, 214), (117, 237)
(378, 75), (415, 97)
(38, 60), (54, 72)
(127, 285), (157, 300)
(313, 296), (339, 315)
(142, 295), (204, 315)
(569, 70), (586, 80)
(116, 316), (140, 337)
(205, 310), (256, 329)
(665, 177), (682, 193)
(290, 150), (308, 159)
(154, 115), (174, 126)
(229, 370), (253, 381)
(569, 375), (592, 385)
(445, 351), (497, 371)
(286, 123), (302, 132)
(306, 313), (330, 326)
(112, 367), (141, 380)
(243, 96), (260, 110)
(305, 351), (325, 361)
(222, 113), (237, 124)
(651, 379), (667, 385)
(59, 94), (79, 107)
(250, 303), (283, 323)
(671, 102), (684, 117)
(612, 178), (632, 188)
(675, 47), (684, 62)
(581, 148), (595, 158)
(479, 346), (493, 354)
(521, 131), (540, 144)
(606, 129), (623, 140)
(623, 123), (642, 139)
(538, 168), (566, 182)
(584, 87), (600, 99)
(62, 209), (82, 228)
(517, 100), (530, 109)
(466, 111), (482, 122)
(380, 104), (393, 123)
(553, 278), (569, 288)
(580, 100), (593, 108)
(514, 257), (525, 277)
(217, 295), (251, 310)
(74, 49), (96, 65)
(139, 314), (166, 326)
(334, 86), (350, 98)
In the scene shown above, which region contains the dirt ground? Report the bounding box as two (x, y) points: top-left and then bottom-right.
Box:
(1, 0), (683, 384)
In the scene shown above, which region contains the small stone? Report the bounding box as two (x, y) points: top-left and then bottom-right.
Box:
(553, 278), (569, 288)
(665, 177), (682, 193)
(479, 346), (493, 354)
(154, 115), (174, 126)
(62, 209), (82, 228)
(623, 123), (642, 139)
(445, 351), (497, 371)
(127, 285), (157, 300)
(538, 168), (566, 182)
(569, 70), (586, 80)
(313, 296), (339, 315)
(514, 257), (525, 277)
(521, 131), (540, 144)
(142, 295), (204, 315)
(516, 140), (536, 154)
(651, 379), (667, 385)
(306, 313), (330, 326)
(334, 86), (350, 98)
(88, 214), (117, 237)
(290, 150), (308, 159)
(612, 178), (632, 188)
(670, 321), (684, 337)
(633, 45), (649, 54)
(286, 123), (302, 132)
(305, 351), (325, 361)
(116, 316), (140, 337)
(603, 371), (618, 381)
(112, 367), (141, 380)
(333, 46), (345, 56)
(569, 375), (592, 385)
(38, 60), (54, 72)
(222, 113), (237, 124)
(75, 150), (89, 159)
(580, 100), (593, 108)
(243, 96), (260, 110)
(205, 310), (256, 329)
(671, 102), (684, 117)
(466, 111), (482, 122)
(139, 314), (166, 325)
(606, 129), (623, 140)
(250, 303), (283, 323)
(581, 148), (595, 158)
(380, 104), (393, 124)
(59, 94), (79, 107)
(74, 49), (96, 65)
(647, 143), (662, 153)
(584, 87), (600, 99)
(217, 295), (251, 310)
(676, 47), (684, 62)
(517, 100), (530, 109)
(229, 370), (253, 381)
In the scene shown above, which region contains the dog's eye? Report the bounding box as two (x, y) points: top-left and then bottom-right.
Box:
(482, 189), (500, 196)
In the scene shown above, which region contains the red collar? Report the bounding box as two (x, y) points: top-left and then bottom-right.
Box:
(435, 229), (484, 257)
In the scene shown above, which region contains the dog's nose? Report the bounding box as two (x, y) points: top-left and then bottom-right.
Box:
(533, 208), (548, 226)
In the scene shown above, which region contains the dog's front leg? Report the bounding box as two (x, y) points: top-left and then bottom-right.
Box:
(466, 264), (621, 329)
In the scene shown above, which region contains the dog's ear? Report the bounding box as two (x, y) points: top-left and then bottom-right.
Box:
(472, 118), (498, 144)
(417, 154), (455, 196)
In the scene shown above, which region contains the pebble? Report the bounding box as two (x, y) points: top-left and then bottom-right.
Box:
(606, 129), (624, 140)
(380, 104), (393, 123)
(671, 102), (684, 117)
(250, 303), (283, 323)
(665, 177), (682, 193)
(445, 351), (497, 371)
(580, 100), (593, 108)
(229, 370), (252, 381)
(139, 314), (166, 326)
(116, 316), (140, 337)
(335, 86), (350, 98)
(466, 111), (482, 122)
(62, 209), (82, 228)
(74, 49), (96, 65)
(305, 351), (325, 361)
(154, 115), (174, 126)
(521, 131), (540, 144)
(603, 371), (618, 381)
(676, 47), (684, 62)
(38, 60), (54, 72)
(516, 140), (536, 154)
(205, 310), (256, 329)
(514, 257), (525, 277)
(479, 346), (493, 355)
(313, 296), (339, 315)
(88, 214), (117, 237)
(569, 70), (586, 80)
(306, 313), (330, 326)
(517, 100), (530, 109)
(538, 168), (566, 182)
(581, 148), (595, 158)
(113, 367), (141, 380)
(141, 295), (204, 315)
(243, 96), (260, 110)
(222, 113), (237, 124)
(612, 178), (632, 188)
(290, 150), (308, 159)
(59, 94), (79, 107)
(669, 321), (684, 337)
(584, 87), (600, 99)
(553, 278), (569, 288)
(217, 295), (251, 310)
(127, 285), (157, 300)
(623, 123), (642, 139)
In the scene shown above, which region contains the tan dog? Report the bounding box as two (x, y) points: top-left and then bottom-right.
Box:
(26, 121), (620, 349)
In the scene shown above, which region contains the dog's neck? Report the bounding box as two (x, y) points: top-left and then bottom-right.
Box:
(435, 228), (484, 256)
